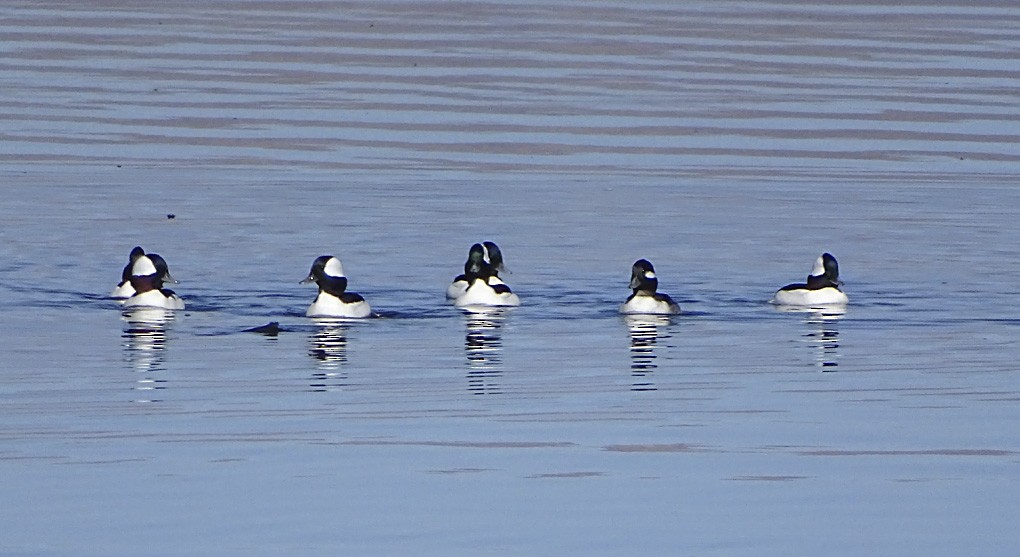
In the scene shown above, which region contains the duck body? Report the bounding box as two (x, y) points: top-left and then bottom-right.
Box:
(122, 287), (186, 310)
(454, 276), (521, 308)
(772, 286), (848, 307)
(619, 259), (680, 315)
(302, 255), (373, 318)
(772, 253), (848, 307)
(306, 291), (372, 318)
(122, 254), (185, 310)
(452, 275), (518, 308)
(620, 290), (681, 315)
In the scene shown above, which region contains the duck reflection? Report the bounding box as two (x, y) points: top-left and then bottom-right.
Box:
(805, 307), (843, 370)
(463, 307), (507, 395)
(624, 314), (672, 391)
(308, 318), (350, 392)
(777, 306), (844, 370)
(121, 307), (173, 401)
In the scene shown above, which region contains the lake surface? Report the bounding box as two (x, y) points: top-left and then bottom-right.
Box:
(1, 1), (1019, 555)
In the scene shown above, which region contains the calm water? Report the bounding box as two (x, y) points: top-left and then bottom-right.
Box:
(2, 1), (1019, 555)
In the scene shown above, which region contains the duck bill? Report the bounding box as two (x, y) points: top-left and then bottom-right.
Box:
(299, 275), (315, 285)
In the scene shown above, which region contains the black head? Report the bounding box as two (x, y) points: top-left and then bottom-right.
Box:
(128, 254), (159, 293)
(629, 259), (658, 293)
(303, 255), (330, 281)
(805, 252), (841, 289)
(822, 253), (839, 282)
(301, 255), (348, 296)
(482, 241), (508, 275)
(302, 255), (346, 282)
(465, 244), (492, 278)
(145, 253), (178, 287)
(468, 244), (485, 262)
(121, 246), (146, 281)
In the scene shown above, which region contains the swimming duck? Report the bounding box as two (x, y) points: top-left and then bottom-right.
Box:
(111, 246), (146, 298)
(301, 255), (372, 318)
(619, 259), (681, 315)
(772, 252), (848, 306)
(447, 241), (512, 300)
(452, 243), (520, 308)
(122, 254), (185, 310)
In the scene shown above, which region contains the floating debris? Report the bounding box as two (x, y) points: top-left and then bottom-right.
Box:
(243, 322), (281, 336)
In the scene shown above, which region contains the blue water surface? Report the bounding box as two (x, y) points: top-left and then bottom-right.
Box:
(1, 1), (1018, 555)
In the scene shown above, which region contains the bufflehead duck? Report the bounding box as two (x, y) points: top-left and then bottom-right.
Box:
(619, 259), (681, 315)
(122, 254), (185, 310)
(446, 241), (512, 299)
(772, 252), (849, 307)
(452, 243), (521, 308)
(111, 246), (146, 298)
(301, 255), (372, 318)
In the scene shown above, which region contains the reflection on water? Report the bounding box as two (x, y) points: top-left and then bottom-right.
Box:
(308, 318), (349, 392)
(121, 308), (173, 402)
(624, 314), (673, 391)
(806, 308), (843, 370)
(777, 306), (844, 370)
(463, 308), (507, 395)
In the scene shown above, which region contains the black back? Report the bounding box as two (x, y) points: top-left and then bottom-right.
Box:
(339, 292), (365, 303)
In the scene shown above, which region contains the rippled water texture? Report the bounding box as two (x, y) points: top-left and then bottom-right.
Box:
(1, 1), (1019, 555)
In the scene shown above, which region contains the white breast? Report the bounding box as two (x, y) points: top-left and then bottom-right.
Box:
(619, 293), (680, 315)
(772, 287), (848, 307)
(306, 293), (372, 318)
(453, 279), (520, 308)
(123, 289), (185, 310)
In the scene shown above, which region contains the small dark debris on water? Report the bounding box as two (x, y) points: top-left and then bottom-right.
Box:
(244, 322), (282, 336)
(166, 213), (176, 219)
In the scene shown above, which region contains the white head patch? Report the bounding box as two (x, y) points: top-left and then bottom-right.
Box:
(644, 271), (656, 279)
(131, 255), (158, 276)
(324, 257), (345, 277)
(809, 255), (825, 277)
